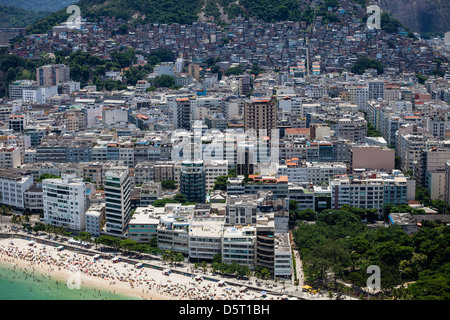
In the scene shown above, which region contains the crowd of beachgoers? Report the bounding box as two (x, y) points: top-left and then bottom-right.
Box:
(0, 238), (288, 300)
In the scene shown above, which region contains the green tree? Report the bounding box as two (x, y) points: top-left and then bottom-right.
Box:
(224, 66), (243, 76)
(118, 23), (129, 35)
(161, 180), (176, 190)
(174, 253), (185, 264)
(6, 67), (16, 82)
(75, 231), (92, 243)
(213, 175), (229, 191)
(120, 239), (138, 253)
(152, 74), (175, 88)
(351, 57), (384, 75)
(212, 252), (222, 263)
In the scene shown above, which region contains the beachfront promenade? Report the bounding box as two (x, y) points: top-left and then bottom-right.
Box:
(0, 227), (356, 300)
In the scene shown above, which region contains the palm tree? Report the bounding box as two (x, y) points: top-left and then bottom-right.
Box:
(0, 205), (10, 228)
(201, 261), (208, 273)
(10, 214), (17, 226)
(328, 290), (334, 300)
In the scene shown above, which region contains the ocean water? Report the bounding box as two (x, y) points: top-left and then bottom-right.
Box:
(0, 263), (140, 300)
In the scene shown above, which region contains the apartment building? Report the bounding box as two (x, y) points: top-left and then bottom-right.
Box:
(24, 184), (43, 214)
(157, 214), (190, 256)
(0, 168), (33, 210)
(179, 161), (206, 203)
(330, 115), (367, 143)
(273, 233), (292, 280)
(153, 161), (180, 183)
(128, 206), (159, 244)
(36, 64), (70, 87)
(104, 169), (131, 237)
(205, 160), (228, 192)
(225, 194), (258, 226)
(222, 226), (257, 270)
(0, 145), (21, 168)
(330, 171), (411, 213)
(188, 214), (224, 262)
(244, 98), (277, 138)
(277, 160), (347, 184)
(43, 174), (86, 230)
(350, 145), (395, 172)
(85, 204), (105, 237)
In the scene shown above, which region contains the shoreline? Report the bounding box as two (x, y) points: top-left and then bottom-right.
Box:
(0, 250), (169, 300)
(0, 239), (178, 300)
(0, 238), (282, 300)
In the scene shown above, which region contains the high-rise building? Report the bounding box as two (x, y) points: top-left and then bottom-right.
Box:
(244, 98), (277, 138)
(368, 80), (384, 100)
(43, 174), (86, 230)
(238, 75), (251, 96)
(180, 160), (206, 203)
(173, 97), (196, 130)
(36, 64), (70, 87)
(104, 169), (131, 237)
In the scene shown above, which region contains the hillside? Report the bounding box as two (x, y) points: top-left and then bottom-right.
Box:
(24, 0), (446, 35)
(0, 5), (51, 28)
(379, 0), (450, 34)
(0, 0), (78, 12)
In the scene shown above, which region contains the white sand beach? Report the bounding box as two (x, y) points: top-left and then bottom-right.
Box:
(0, 238), (283, 300)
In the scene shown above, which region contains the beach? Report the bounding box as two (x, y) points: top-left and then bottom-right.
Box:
(0, 238), (284, 300)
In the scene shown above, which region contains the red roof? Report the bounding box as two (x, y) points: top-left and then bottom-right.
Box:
(286, 128), (310, 135)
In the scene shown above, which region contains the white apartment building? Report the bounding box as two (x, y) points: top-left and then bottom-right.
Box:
(0, 145), (21, 168)
(135, 80), (150, 93)
(205, 160), (228, 192)
(0, 168), (33, 210)
(84, 104), (103, 128)
(222, 226), (257, 269)
(274, 233), (292, 280)
(23, 86), (58, 104)
(154, 62), (175, 77)
(188, 216), (224, 262)
(128, 206), (159, 244)
(277, 96), (303, 116)
(43, 174), (86, 230)
(102, 107), (128, 126)
(426, 116), (447, 139)
(157, 215), (190, 255)
(331, 177), (385, 212)
(225, 195), (258, 226)
(399, 133), (429, 172)
(349, 86), (369, 110)
(85, 204), (105, 237)
(104, 169), (131, 237)
(277, 161), (347, 184)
